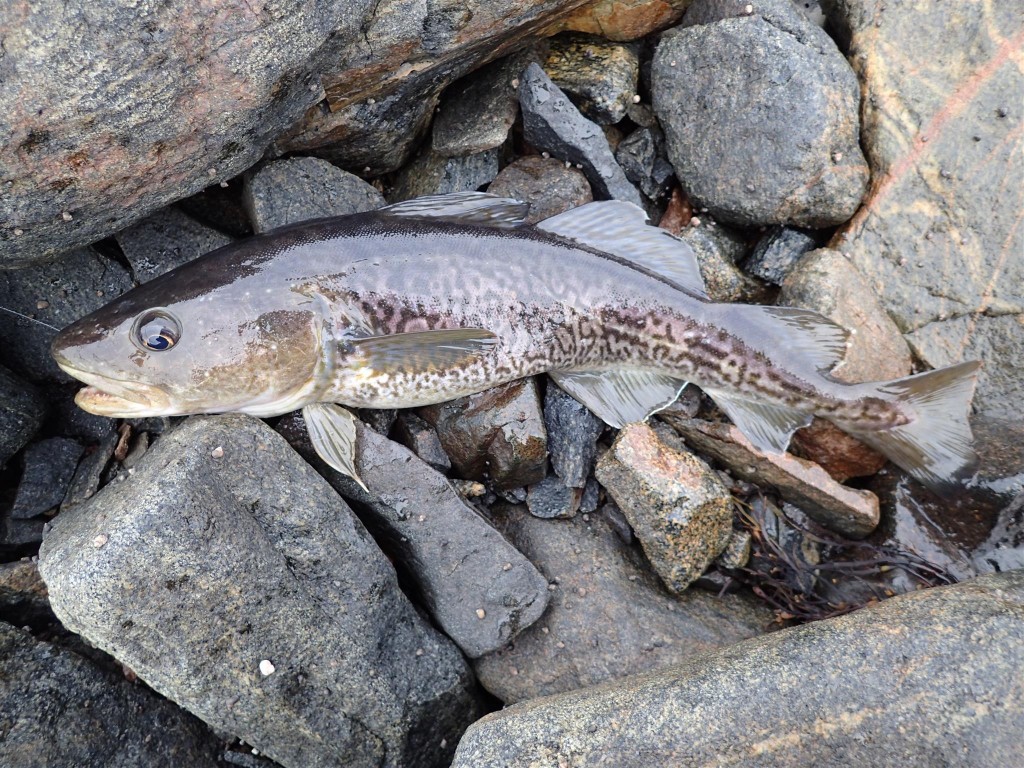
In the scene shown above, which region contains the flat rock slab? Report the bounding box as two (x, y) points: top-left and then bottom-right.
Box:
(10, 437), (84, 519)
(663, 417), (879, 538)
(0, 622), (220, 768)
(115, 206), (233, 283)
(0, 364), (45, 467)
(39, 414), (480, 768)
(453, 570), (1024, 767)
(474, 505), (771, 703)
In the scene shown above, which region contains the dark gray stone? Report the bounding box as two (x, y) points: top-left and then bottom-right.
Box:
(177, 177), (254, 238)
(544, 34), (640, 125)
(60, 430), (119, 512)
(0, 516), (44, 551)
(473, 505), (771, 703)
(389, 148), (500, 202)
(519, 63), (643, 206)
(486, 156), (593, 224)
(0, 622), (220, 768)
(615, 127), (675, 203)
(0, 248), (133, 382)
(0, 560), (53, 628)
(454, 571), (1024, 767)
(40, 414), (481, 768)
(675, 219), (769, 303)
(745, 225), (819, 284)
(0, 365), (46, 468)
(276, 412), (550, 659)
(244, 156), (385, 233)
(115, 206), (233, 283)
(543, 382), (603, 488)
(652, 0), (869, 227)
(45, 383), (117, 443)
(526, 473), (581, 519)
(393, 412), (451, 473)
(11, 437), (84, 519)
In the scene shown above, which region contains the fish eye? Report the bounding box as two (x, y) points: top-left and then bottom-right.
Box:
(133, 309), (181, 352)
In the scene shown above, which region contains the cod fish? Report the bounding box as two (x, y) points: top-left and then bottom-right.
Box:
(52, 192), (980, 491)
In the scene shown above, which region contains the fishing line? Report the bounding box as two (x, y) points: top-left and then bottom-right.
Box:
(0, 306), (62, 332)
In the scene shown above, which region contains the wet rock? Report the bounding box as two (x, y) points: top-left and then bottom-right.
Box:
(486, 156), (593, 224)
(420, 378), (548, 490)
(393, 412), (451, 473)
(115, 207), (233, 283)
(595, 423), (734, 593)
(0, 622), (220, 768)
(828, 0), (1022, 419)
(744, 226), (818, 285)
(673, 219), (770, 303)
(519, 63), (643, 206)
(10, 437), (84, 519)
(0, 248), (133, 382)
(390, 147), (500, 202)
(526, 473), (582, 519)
(0, 365), (46, 467)
(244, 157), (385, 233)
(652, 0), (869, 227)
(40, 414), (481, 768)
(432, 52), (532, 157)
(543, 383), (604, 488)
(277, 413), (550, 658)
(615, 127), (676, 204)
(544, 34), (639, 125)
(663, 416), (879, 538)
(454, 570), (1024, 767)
(473, 505), (771, 703)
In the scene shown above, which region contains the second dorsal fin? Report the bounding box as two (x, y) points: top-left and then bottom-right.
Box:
(380, 192), (529, 229)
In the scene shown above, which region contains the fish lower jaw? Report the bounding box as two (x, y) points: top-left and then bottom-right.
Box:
(74, 386), (172, 418)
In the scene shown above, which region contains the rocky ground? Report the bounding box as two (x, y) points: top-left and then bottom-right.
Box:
(1, 0), (1021, 766)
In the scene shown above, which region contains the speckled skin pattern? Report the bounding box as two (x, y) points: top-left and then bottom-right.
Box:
(51, 211), (903, 429)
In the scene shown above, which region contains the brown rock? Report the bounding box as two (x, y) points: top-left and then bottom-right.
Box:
(544, 34), (640, 125)
(545, 0), (690, 42)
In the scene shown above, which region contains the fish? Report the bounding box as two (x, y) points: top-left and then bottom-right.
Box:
(50, 192), (980, 492)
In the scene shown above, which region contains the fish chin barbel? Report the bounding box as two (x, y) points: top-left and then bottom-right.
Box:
(51, 192), (981, 493)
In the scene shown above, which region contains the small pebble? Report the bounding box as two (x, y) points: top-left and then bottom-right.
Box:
(61, 211), (73, 221)
(13, 228), (24, 236)
(91, 534), (108, 548)
(36, 299), (49, 309)
(211, 446), (224, 458)
(475, 608), (486, 620)
(259, 659), (275, 676)
(502, 562), (512, 571)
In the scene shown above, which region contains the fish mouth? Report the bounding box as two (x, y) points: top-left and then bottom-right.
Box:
(57, 362), (173, 417)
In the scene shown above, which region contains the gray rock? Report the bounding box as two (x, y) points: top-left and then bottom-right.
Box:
(115, 206), (233, 283)
(543, 383), (604, 488)
(745, 225), (819, 284)
(420, 378), (548, 490)
(0, 365), (46, 467)
(0, 622), (220, 768)
(244, 156), (385, 233)
(0, 560), (53, 628)
(46, 383), (118, 443)
(432, 52), (532, 157)
(40, 414), (481, 768)
(60, 429), (119, 512)
(355, 406), (398, 436)
(389, 148), (500, 202)
(393, 412), (451, 473)
(276, 412), (550, 659)
(454, 570), (1024, 767)
(486, 156), (593, 224)
(615, 127), (675, 203)
(0, 248), (133, 382)
(0, 516), (44, 551)
(177, 177), (254, 238)
(595, 423), (734, 593)
(519, 63), (643, 206)
(473, 504), (771, 703)
(715, 528), (751, 569)
(11, 437), (84, 519)
(675, 219), (770, 303)
(826, 0), (1022, 419)
(526, 473), (581, 519)
(652, 0), (869, 227)
(544, 34), (640, 125)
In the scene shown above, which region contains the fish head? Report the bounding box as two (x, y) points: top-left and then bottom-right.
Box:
(51, 267), (330, 418)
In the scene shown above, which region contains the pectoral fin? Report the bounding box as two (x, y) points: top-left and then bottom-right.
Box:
(551, 369), (688, 429)
(702, 389), (812, 454)
(302, 402), (368, 491)
(348, 328), (498, 375)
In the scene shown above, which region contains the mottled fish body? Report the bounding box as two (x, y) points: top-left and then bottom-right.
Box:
(51, 193), (980, 491)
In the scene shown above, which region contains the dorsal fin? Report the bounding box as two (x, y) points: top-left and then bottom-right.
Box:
(536, 201), (708, 298)
(550, 369), (689, 429)
(732, 305), (852, 374)
(380, 192), (529, 229)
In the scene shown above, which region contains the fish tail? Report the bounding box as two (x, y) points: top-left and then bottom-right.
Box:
(843, 361), (982, 492)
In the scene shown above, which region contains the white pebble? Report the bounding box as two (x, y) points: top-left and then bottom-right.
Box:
(211, 446), (224, 458)
(91, 534), (108, 548)
(475, 608), (486, 620)
(632, 94), (641, 103)
(61, 211), (73, 222)
(259, 659), (276, 676)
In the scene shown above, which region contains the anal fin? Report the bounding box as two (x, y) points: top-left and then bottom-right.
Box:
(551, 369), (688, 429)
(703, 389), (812, 454)
(302, 403), (368, 491)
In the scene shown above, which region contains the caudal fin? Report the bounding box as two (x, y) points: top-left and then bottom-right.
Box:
(848, 361), (981, 493)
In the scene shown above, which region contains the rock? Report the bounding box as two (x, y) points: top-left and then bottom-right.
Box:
(486, 156), (593, 224)
(473, 505), (771, 703)
(0, 247), (133, 382)
(544, 0), (689, 41)
(276, 412), (550, 659)
(244, 156), (385, 232)
(420, 378), (548, 490)
(519, 63), (643, 206)
(393, 412), (451, 473)
(389, 147), (500, 202)
(39, 414), (481, 768)
(60, 430), (119, 511)
(663, 416), (879, 538)
(453, 570), (1024, 767)
(715, 528), (751, 569)
(652, 0), (869, 227)
(595, 423), (734, 593)
(432, 52), (532, 157)
(744, 226), (819, 285)
(787, 420), (887, 483)
(0, 560), (53, 628)
(615, 127), (675, 203)
(10, 437), (84, 519)
(526, 473), (582, 519)
(827, 0), (1022, 419)
(0, 365), (46, 467)
(0, 515), (44, 552)
(672, 219), (770, 303)
(544, 34), (639, 125)
(115, 207), (233, 283)
(177, 177), (254, 238)
(0, 622), (220, 768)
(543, 383), (604, 488)
(45, 383), (118, 443)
